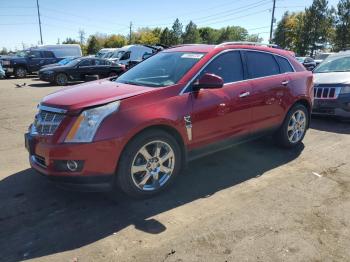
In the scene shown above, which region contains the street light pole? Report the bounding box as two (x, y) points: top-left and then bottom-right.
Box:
(36, 0), (43, 45)
(269, 0), (276, 44)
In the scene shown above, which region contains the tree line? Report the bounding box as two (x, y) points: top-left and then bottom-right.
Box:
(1, 0), (348, 56)
(273, 0), (350, 56)
(62, 18), (262, 55)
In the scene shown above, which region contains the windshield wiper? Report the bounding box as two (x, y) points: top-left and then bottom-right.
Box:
(116, 80), (144, 86)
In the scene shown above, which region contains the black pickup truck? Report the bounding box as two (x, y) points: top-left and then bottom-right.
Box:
(0, 49), (62, 78)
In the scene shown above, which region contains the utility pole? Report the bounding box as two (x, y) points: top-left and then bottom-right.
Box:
(36, 0), (43, 45)
(129, 21), (132, 44)
(269, 0), (276, 44)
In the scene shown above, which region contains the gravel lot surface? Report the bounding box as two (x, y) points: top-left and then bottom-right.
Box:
(0, 78), (349, 262)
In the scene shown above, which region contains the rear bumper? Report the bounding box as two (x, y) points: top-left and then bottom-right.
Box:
(312, 94), (350, 118)
(26, 132), (122, 192)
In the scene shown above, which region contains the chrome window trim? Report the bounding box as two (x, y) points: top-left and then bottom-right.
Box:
(179, 48), (296, 95)
(38, 104), (67, 114)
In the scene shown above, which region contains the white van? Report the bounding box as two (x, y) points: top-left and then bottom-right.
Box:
(96, 48), (118, 58)
(36, 44), (82, 58)
(110, 45), (155, 65)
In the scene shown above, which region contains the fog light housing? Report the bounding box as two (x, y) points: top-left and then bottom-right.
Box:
(53, 160), (84, 172)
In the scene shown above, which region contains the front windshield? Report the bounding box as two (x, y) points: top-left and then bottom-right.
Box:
(102, 52), (114, 59)
(314, 56), (350, 73)
(15, 50), (29, 57)
(58, 58), (69, 65)
(111, 51), (125, 59)
(115, 52), (205, 87)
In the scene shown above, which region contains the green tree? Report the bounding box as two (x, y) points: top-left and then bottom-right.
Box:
(303, 0), (334, 56)
(334, 0), (350, 51)
(171, 18), (183, 45)
(62, 37), (79, 44)
(0, 47), (8, 55)
(182, 21), (201, 44)
(199, 27), (219, 44)
(217, 26), (248, 43)
(104, 34), (127, 47)
(246, 34), (263, 43)
(159, 27), (173, 46)
(86, 36), (101, 55)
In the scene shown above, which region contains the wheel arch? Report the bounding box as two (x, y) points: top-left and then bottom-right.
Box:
(290, 98), (312, 128)
(116, 124), (188, 174)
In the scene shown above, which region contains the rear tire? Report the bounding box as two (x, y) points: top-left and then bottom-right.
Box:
(15, 67), (27, 78)
(275, 104), (309, 148)
(55, 73), (68, 86)
(115, 129), (182, 199)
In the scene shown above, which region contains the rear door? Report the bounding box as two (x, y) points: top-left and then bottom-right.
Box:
(94, 59), (110, 77)
(243, 50), (290, 131)
(42, 51), (56, 67)
(190, 51), (253, 147)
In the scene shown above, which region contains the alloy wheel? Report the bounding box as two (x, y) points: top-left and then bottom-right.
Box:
(56, 74), (67, 85)
(131, 140), (175, 191)
(287, 110), (306, 143)
(16, 68), (26, 78)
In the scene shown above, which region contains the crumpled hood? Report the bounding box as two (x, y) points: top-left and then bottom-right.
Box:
(314, 72), (350, 85)
(41, 79), (155, 111)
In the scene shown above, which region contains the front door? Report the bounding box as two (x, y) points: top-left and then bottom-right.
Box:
(76, 58), (94, 80)
(190, 51), (253, 148)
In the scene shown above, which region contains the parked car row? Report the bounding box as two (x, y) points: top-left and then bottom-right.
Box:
(0, 44), (82, 78)
(38, 56), (126, 85)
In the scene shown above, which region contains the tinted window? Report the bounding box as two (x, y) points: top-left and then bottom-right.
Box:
(201, 51), (244, 83)
(29, 51), (42, 58)
(94, 59), (106, 65)
(246, 51), (280, 78)
(43, 51), (55, 58)
(79, 59), (92, 66)
(276, 56), (294, 73)
(120, 51), (131, 60)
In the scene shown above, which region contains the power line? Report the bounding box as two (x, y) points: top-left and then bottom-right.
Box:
(133, 0), (272, 28)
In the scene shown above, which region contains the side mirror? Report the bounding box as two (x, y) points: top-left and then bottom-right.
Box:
(192, 73), (224, 91)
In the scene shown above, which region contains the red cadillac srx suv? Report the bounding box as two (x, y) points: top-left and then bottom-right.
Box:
(25, 43), (313, 198)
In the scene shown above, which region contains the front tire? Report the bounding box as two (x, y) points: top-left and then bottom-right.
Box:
(55, 73), (68, 86)
(116, 129), (182, 198)
(15, 67), (27, 78)
(276, 104), (309, 148)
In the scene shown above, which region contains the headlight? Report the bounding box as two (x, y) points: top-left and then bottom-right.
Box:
(65, 101), (120, 143)
(340, 86), (350, 94)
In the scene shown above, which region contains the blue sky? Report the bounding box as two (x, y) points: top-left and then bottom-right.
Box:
(0, 0), (339, 50)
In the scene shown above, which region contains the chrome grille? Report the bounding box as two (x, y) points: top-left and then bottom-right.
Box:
(32, 109), (65, 135)
(313, 86), (341, 99)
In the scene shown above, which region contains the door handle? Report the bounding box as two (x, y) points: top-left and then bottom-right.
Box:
(239, 91), (250, 98)
(282, 80), (289, 86)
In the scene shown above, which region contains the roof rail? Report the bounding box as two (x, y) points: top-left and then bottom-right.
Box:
(216, 42), (281, 49)
(167, 44), (209, 49)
